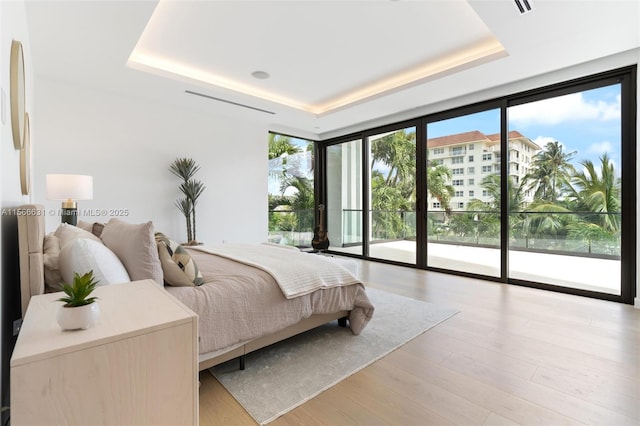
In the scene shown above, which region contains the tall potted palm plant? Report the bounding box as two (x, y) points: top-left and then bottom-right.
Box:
(170, 158), (206, 245)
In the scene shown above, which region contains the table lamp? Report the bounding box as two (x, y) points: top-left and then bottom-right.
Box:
(46, 174), (93, 225)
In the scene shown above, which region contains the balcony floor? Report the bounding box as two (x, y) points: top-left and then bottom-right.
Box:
(335, 241), (620, 296)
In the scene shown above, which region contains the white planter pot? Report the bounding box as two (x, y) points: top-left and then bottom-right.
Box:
(57, 302), (100, 330)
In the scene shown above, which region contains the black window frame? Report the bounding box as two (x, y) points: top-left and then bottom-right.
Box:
(315, 65), (636, 304)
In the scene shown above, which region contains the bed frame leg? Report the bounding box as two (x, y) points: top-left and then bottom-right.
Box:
(239, 355), (245, 370)
(338, 317), (348, 327)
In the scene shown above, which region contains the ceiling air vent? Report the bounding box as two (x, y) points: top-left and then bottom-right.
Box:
(185, 90), (275, 115)
(514, 0), (532, 14)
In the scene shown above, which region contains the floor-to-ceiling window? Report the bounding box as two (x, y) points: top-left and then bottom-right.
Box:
(318, 66), (635, 303)
(368, 126), (417, 264)
(507, 82), (624, 296)
(268, 133), (315, 247)
(326, 138), (363, 255)
(425, 109), (501, 277)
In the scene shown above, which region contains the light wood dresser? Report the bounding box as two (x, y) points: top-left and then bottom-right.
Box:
(10, 279), (198, 425)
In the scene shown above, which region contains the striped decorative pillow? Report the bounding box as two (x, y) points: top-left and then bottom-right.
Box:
(155, 233), (204, 286)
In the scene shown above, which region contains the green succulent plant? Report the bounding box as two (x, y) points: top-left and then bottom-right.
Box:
(57, 271), (99, 307)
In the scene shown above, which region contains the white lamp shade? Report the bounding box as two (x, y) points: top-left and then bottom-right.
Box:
(46, 174), (93, 201)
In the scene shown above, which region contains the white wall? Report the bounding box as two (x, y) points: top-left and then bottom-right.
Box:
(33, 77), (269, 245)
(0, 0), (34, 411)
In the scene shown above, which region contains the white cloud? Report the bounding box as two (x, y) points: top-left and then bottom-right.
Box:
(586, 140), (613, 155)
(532, 136), (557, 148)
(509, 92), (620, 126)
(600, 94), (622, 121)
(531, 137), (575, 153)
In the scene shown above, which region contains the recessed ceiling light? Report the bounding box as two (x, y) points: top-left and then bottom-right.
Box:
(252, 71), (270, 80)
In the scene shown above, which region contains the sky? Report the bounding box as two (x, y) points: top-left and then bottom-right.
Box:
(428, 84), (622, 175)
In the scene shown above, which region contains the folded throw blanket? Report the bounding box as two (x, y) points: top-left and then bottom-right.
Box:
(191, 243), (361, 299)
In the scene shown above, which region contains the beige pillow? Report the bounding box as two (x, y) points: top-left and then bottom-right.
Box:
(43, 233), (63, 292)
(155, 233), (204, 287)
(54, 223), (102, 248)
(100, 219), (163, 286)
(76, 220), (94, 233)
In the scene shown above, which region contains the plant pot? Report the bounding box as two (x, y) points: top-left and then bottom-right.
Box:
(57, 302), (100, 330)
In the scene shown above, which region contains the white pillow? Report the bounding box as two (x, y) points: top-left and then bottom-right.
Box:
(58, 238), (131, 287)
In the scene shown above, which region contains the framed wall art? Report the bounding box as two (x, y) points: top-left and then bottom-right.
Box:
(20, 113), (30, 195)
(10, 39), (26, 150)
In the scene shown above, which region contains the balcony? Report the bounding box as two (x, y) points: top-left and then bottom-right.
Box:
(268, 209), (621, 295)
(268, 208), (314, 246)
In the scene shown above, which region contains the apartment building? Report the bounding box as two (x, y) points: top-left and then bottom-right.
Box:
(427, 130), (541, 211)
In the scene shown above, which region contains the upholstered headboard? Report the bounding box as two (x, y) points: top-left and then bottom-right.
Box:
(17, 204), (46, 316)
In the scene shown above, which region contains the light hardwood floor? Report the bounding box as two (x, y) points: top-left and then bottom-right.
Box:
(199, 259), (640, 425)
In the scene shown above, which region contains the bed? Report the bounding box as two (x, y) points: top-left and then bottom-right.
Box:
(17, 204), (374, 371)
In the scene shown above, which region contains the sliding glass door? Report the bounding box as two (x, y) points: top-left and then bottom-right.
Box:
(368, 126), (417, 263)
(326, 139), (363, 255)
(507, 82), (623, 295)
(319, 66), (635, 303)
(425, 109), (501, 277)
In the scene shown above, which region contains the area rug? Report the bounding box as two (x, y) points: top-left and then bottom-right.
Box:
(209, 287), (458, 425)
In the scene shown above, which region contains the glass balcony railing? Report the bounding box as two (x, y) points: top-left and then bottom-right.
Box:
(429, 210), (621, 258)
(268, 208), (621, 259)
(268, 209), (314, 247)
(369, 210), (417, 242)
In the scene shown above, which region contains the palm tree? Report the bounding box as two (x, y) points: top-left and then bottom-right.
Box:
(370, 130), (416, 203)
(279, 175), (315, 231)
(447, 212), (479, 241)
(368, 130), (417, 239)
(462, 174), (528, 242)
(566, 153), (621, 233)
(525, 140), (576, 203)
(566, 221), (618, 254)
(268, 133), (317, 247)
(268, 133), (299, 159)
(281, 176), (314, 209)
(370, 170), (410, 238)
(524, 202), (572, 239)
(426, 163), (454, 215)
(268, 133), (302, 184)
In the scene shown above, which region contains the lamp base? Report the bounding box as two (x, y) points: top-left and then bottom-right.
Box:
(61, 207), (78, 226)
